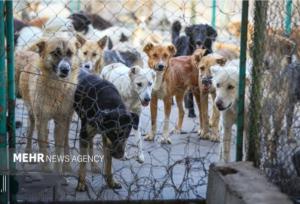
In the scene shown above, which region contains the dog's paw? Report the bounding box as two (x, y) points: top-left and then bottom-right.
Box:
(76, 180), (87, 192)
(171, 128), (181, 134)
(209, 128), (220, 142)
(136, 153), (145, 164)
(91, 162), (100, 173)
(198, 129), (210, 140)
(107, 178), (122, 189)
(144, 134), (155, 141)
(160, 137), (172, 144)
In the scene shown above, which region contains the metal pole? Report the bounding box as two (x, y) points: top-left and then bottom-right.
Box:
(191, 0), (196, 24)
(236, 0), (249, 161)
(0, 0), (8, 203)
(5, 0), (17, 201)
(285, 0), (292, 36)
(212, 0), (216, 28)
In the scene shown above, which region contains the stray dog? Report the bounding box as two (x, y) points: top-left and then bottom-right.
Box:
(17, 35), (83, 172)
(211, 60), (251, 162)
(103, 42), (143, 67)
(75, 70), (138, 191)
(100, 63), (156, 162)
(197, 53), (227, 141)
(76, 34), (107, 74)
(171, 20), (217, 118)
(144, 43), (206, 144)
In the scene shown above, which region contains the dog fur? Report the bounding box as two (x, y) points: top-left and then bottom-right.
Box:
(100, 63), (156, 162)
(16, 36), (83, 172)
(76, 34), (107, 74)
(75, 70), (137, 191)
(144, 43), (207, 144)
(211, 60), (251, 162)
(197, 53), (227, 142)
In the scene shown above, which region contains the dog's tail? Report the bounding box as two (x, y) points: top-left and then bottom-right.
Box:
(171, 20), (182, 44)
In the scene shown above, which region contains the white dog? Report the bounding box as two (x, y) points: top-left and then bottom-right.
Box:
(100, 63), (156, 163)
(211, 59), (251, 162)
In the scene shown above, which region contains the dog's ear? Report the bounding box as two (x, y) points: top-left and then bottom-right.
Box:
(129, 66), (141, 78)
(27, 39), (46, 56)
(143, 42), (154, 55)
(184, 25), (193, 36)
(205, 24), (217, 41)
(75, 34), (86, 48)
(98, 36), (108, 49)
(167, 44), (177, 56)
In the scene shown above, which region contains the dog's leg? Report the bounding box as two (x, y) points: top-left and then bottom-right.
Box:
(198, 92), (209, 140)
(174, 93), (185, 134)
(76, 125), (89, 192)
(161, 97), (172, 144)
(209, 92), (220, 142)
(134, 127), (144, 163)
(25, 110), (35, 153)
(220, 121), (232, 162)
(89, 137), (100, 173)
(36, 117), (50, 172)
(286, 102), (295, 142)
(145, 94), (158, 141)
(193, 90), (204, 138)
(103, 136), (121, 189)
(53, 117), (72, 173)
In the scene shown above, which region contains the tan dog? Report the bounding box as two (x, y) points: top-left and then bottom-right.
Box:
(143, 44), (205, 144)
(197, 53), (227, 141)
(16, 36), (83, 172)
(76, 35), (108, 74)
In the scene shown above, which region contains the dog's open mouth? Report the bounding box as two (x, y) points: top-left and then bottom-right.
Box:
(141, 100), (150, 107)
(217, 103), (232, 111)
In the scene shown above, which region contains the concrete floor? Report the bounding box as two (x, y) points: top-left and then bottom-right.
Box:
(15, 98), (236, 202)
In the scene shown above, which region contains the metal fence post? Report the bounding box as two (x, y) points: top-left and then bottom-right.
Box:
(211, 0), (216, 28)
(285, 0), (292, 36)
(5, 0), (17, 202)
(236, 0), (249, 161)
(0, 1), (8, 203)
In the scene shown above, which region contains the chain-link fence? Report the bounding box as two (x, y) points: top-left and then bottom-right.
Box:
(1, 0), (299, 202)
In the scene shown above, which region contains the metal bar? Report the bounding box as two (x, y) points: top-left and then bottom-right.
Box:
(211, 0), (216, 28)
(236, 0), (249, 161)
(191, 0), (196, 24)
(285, 0), (292, 36)
(0, 0), (8, 203)
(5, 0), (17, 201)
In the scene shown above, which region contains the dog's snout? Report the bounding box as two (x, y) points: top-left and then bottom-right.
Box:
(144, 96), (151, 102)
(58, 59), (71, 77)
(202, 77), (212, 85)
(196, 40), (203, 46)
(60, 65), (70, 74)
(157, 64), (165, 71)
(216, 100), (223, 107)
(84, 64), (90, 69)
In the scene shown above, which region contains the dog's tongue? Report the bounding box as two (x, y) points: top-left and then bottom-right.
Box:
(142, 101), (150, 107)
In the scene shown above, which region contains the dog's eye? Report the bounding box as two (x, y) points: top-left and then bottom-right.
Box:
(216, 83), (220, 88)
(66, 49), (73, 57)
(136, 82), (143, 87)
(92, 52), (97, 57)
(228, 85), (234, 90)
(148, 82), (152, 86)
(83, 51), (88, 55)
(199, 66), (205, 71)
(163, 53), (168, 58)
(153, 53), (158, 58)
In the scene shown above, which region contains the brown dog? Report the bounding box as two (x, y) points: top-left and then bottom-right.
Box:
(16, 35), (83, 172)
(76, 34), (107, 74)
(197, 53), (227, 141)
(143, 43), (206, 144)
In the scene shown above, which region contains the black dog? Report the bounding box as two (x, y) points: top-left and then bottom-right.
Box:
(171, 21), (217, 117)
(68, 12), (112, 34)
(75, 70), (138, 191)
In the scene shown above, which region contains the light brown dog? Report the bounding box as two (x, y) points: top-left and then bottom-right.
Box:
(76, 35), (107, 74)
(197, 53), (227, 141)
(16, 35), (83, 172)
(143, 43), (206, 144)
